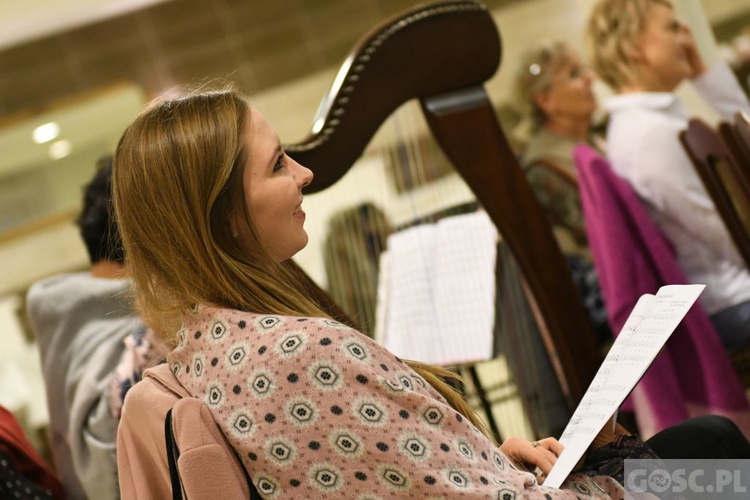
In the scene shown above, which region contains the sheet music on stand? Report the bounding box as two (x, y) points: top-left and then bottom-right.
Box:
(543, 284), (706, 488)
(375, 210), (497, 365)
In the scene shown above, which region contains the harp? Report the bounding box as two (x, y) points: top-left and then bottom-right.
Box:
(286, 0), (601, 437)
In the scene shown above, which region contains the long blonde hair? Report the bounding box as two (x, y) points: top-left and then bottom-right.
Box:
(585, 0), (672, 90)
(113, 85), (496, 443)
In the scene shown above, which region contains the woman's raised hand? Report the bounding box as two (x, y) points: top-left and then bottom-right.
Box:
(681, 21), (707, 79)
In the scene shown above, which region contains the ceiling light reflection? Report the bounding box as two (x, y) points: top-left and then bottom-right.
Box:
(32, 122), (60, 144)
(48, 139), (72, 160)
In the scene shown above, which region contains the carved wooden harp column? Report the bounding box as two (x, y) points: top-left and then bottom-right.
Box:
(286, 0), (601, 406)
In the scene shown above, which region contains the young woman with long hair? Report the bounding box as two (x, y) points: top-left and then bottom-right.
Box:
(112, 85), (676, 498)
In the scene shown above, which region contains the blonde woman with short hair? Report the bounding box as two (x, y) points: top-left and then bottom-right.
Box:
(586, 0), (750, 348)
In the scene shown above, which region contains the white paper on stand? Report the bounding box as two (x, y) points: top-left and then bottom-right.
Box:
(377, 211), (497, 365)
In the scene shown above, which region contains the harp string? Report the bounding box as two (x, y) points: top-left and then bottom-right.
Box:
(386, 101), (505, 434)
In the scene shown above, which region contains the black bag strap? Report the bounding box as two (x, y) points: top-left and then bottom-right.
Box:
(164, 407), (263, 499)
(238, 451), (262, 499)
(164, 408), (183, 500)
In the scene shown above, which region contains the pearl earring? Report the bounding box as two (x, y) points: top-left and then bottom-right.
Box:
(232, 230), (239, 239)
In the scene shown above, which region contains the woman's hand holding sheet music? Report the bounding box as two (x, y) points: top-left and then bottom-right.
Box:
(500, 436), (563, 475)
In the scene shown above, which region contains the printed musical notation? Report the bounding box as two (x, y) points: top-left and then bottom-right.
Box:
(543, 284), (705, 488)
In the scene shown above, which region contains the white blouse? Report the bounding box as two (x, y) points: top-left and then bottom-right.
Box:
(603, 62), (750, 314)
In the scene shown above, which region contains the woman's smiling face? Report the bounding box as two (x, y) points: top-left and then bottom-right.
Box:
(242, 107), (313, 262)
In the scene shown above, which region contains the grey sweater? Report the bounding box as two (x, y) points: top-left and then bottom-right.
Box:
(26, 273), (140, 500)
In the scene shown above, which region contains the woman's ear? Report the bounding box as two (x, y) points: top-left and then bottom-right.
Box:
(623, 38), (645, 65)
(534, 90), (553, 116)
(227, 213), (240, 240)
(229, 218), (242, 240)
(228, 206), (242, 237)
(619, 38), (648, 91)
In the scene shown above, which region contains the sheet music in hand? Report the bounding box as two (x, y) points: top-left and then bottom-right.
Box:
(543, 284), (705, 488)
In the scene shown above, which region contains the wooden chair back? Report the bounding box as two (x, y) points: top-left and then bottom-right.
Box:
(680, 118), (750, 386)
(679, 118), (750, 270)
(728, 112), (750, 163)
